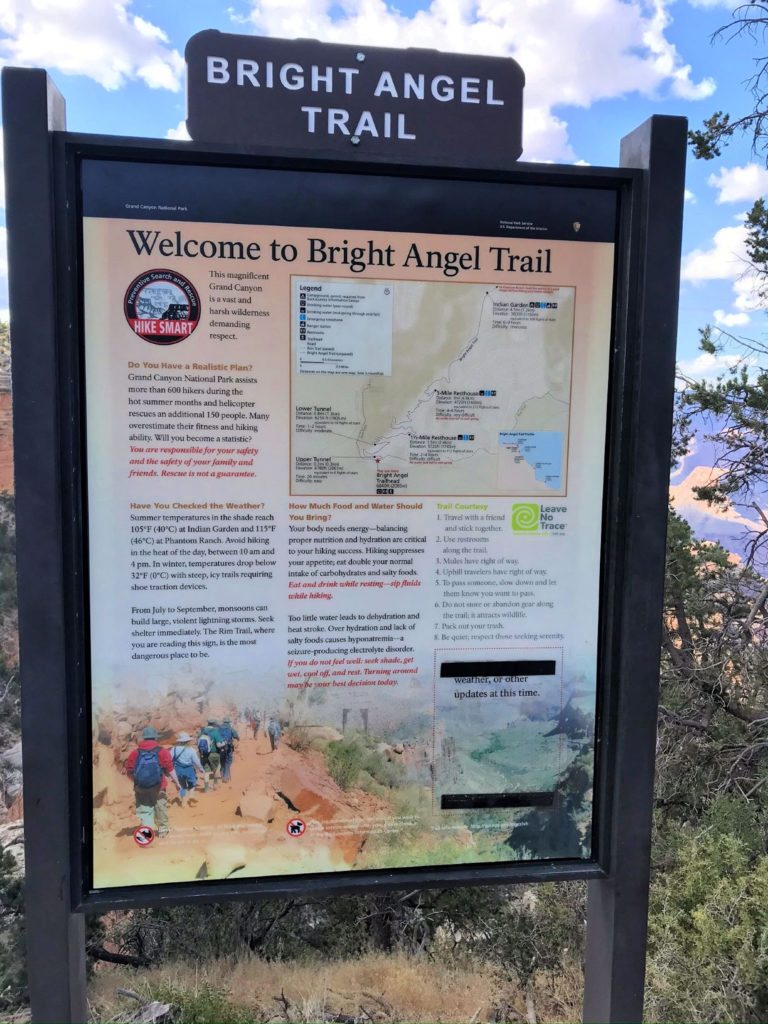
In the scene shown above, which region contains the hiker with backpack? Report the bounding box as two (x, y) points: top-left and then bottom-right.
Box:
(198, 719), (222, 789)
(267, 716), (282, 752)
(218, 716), (240, 783)
(124, 726), (179, 838)
(169, 731), (203, 803)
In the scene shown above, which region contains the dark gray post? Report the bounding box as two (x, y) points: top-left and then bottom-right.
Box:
(582, 115), (687, 1023)
(2, 68), (88, 1023)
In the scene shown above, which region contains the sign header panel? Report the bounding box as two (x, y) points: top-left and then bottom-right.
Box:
(185, 31), (525, 167)
(81, 157), (616, 893)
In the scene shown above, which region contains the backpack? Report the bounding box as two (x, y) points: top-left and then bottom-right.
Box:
(217, 725), (234, 754)
(134, 746), (162, 788)
(197, 734), (211, 756)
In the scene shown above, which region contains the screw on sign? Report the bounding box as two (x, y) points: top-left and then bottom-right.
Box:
(286, 818), (306, 837)
(133, 825), (155, 846)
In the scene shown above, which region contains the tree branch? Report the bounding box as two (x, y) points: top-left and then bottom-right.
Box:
(86, 944), (152, 968)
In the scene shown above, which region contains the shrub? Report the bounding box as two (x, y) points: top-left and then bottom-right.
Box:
(326, 739), (364, 790)
(148, 981), (257, 1023)
(284, 725), (312, 752)
(361, 747), (406, 789)
(647, 829), (768, 1023)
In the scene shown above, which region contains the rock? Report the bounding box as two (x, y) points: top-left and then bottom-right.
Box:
(236, 791), (275, 823)
(6, 793), (22, 821)
(0, 741), (22, 770)
(274, 764), (344, 820)
(200, 842), (251, 879)
(0, 819), (25, 875)
(307, 726), (344, 744)
(0, 741), (23, 815)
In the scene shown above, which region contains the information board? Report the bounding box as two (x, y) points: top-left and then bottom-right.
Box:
(81, 160), (616, 890)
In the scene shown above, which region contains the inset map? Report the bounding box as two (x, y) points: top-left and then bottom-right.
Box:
(499, 431), (564, 491)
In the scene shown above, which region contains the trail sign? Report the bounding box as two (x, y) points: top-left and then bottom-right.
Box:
(185, 30), (525, 167)
(3, 32), (685, 1023)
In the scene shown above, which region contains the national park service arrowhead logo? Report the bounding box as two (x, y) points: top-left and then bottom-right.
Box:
(124, 269), (200, 344)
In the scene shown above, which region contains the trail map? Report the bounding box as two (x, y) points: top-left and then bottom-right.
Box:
(291, 278), (575, 496)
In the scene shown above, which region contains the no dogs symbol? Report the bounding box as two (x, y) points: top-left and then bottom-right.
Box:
(133, 825), (155, 846)
(286, 818), (306, 837)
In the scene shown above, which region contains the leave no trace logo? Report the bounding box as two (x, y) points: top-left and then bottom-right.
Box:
(511, 503), (540, 532)
(124, 269), (200, 344)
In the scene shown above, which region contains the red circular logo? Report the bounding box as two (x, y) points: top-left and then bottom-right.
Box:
(133, 825), (155, 846)
(124, 269), (200, 344)
(286, 817), (306, 837)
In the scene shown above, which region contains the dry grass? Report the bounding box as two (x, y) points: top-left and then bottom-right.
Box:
(88, 952), (583, 1023)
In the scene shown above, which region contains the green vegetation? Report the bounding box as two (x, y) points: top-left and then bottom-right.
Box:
(325, 737), (365, 790)
(469, 731), (504, 762)
(0, 847), (25, 1016)
(648, 815), (768, 1023)
(145, 982), (257, 1023)
(325, 735), (407, 793)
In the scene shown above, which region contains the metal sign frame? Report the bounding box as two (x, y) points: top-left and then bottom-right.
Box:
(69, 141), (630, 909)
(3, 66), (686, 1024)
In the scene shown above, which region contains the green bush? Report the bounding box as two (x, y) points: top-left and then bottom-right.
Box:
(361, 748), (406, 789)
(648, 828), (768, 1023)
(325, 739), (365, 790)
(148, 982), (257, 1023)
(0, 849), (26, 1015)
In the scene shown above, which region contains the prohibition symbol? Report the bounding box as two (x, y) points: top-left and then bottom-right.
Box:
(133, 825), (155, 846)
(286, 817), (306, 837)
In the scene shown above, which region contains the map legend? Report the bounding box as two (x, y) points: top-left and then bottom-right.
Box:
(293, 278), (393, 375)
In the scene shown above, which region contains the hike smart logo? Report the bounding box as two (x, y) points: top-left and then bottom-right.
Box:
(511, 503), (540, 532)
(124, 269), (200, 344)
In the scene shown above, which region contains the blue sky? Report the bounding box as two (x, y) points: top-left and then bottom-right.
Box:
(1, 0), (766, 376)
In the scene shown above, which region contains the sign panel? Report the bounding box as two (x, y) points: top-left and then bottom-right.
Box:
(185, 31), (524, 167)
(81, 160), (615, 890)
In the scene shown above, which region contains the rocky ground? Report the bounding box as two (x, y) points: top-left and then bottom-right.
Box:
(93, 722), (393, 888)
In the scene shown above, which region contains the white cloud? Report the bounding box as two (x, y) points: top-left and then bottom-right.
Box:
(236, 0), (715, 161)
(685, 189), (696, 204)
(713, 308), (751, 328)
(682, 214), (768, 322)
(0, 0), (184, 91)
(709, 163), (768, 204)
(166, 120), (191, 141)
(681, 218), (750, 283)
(731, 269), (765, 314)
(678, 350), (756, 383)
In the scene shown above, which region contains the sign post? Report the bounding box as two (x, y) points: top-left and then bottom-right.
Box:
(582, 114), (687, 1024)
(2, 35), (686, 1023)
(2, 69), (88, 1024)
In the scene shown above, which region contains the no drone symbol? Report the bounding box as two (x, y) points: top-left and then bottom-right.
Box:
(286, 818), (306, 837)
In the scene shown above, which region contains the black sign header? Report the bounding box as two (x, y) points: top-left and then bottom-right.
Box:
(185, 30), (524, 168)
